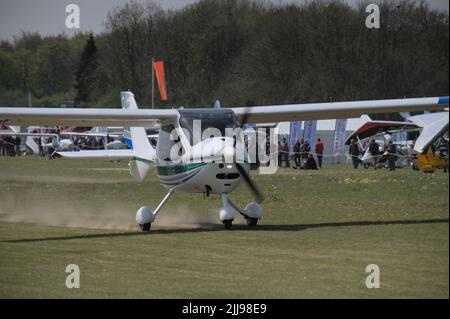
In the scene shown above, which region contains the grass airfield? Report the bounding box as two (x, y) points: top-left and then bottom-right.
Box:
(0, 156), (448, 298)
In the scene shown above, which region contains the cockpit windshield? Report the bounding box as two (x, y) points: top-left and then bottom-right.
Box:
(178, 109), (238, 145)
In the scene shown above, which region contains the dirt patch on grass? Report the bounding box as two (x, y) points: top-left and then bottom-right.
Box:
(0, 175), (130, 184)
(0, 194), (221, 230)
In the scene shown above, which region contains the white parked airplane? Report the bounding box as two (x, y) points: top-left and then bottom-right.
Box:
(408, 111), (449, 154)
(0, 93), (448, 230)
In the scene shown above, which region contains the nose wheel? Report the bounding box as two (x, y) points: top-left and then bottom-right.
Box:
(136, 188), (174, 232)
(220, 193), (262, 229)
(245, 217), (258, 227)
(223, 219), (233, 230)
(139, 223), (152, 231)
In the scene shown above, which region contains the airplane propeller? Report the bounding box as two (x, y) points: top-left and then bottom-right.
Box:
(235, 106), (266, 204)
(235, 162), (265, 203)
(201, 99), (266, 203)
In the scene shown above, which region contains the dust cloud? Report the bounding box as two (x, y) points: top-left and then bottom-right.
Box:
(0, 193), (221, 231)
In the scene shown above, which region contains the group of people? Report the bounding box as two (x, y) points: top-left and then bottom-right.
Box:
(71, 135), (109, 150)
(1, 133), (114, 159)
(0, 136), (22, 157)
(278, 138), (324, 170)
(276, 136), (401, 171)
(349, 138), (398, 171)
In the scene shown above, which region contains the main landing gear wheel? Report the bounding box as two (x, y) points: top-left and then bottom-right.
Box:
(246, 217), (258, 227)
(363, 163), (370, 169)
(243, 203), (262, 227)
(139, 223), (152, 231)
(223, 220), (233, 230)
(136, 206), (155, 232)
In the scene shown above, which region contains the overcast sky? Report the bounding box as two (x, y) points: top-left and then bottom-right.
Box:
(0, 0), (448, 41)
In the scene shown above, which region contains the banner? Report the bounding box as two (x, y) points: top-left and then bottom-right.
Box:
(153, 60), (168, 101)
(333, 119), (347, 162)
(302, 120), (317, 147)
(289, 121), (302, 157)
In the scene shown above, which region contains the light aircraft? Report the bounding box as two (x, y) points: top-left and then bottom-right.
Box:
(344, 119), (420, 169)
(408, 111), (449, 172)
(0, 93), (448, 230)
(344, 112), (450, 172)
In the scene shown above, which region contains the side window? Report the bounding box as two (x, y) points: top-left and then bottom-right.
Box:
(156, 125), (175, 161)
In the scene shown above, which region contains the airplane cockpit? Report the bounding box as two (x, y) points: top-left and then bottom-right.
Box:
(178, 109), (238, 145)
(156, 109), (239, 163)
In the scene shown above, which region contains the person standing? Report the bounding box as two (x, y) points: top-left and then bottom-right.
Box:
(299, 139), (306, 162)
(386, 140), (397, 171)
(10, 136), (16, 156)
(15, 136), (21, 156)
(368, 139), (380, 169)
(278, 141), (282, 166)
(0, 137), (4, 156)
(305, 140), (311, 156)
(38, 137), (44, 156)
(265, 137), (271, 167)
(293, 139), (301, 169)
(315, 138), (324, 168)
(282, 137), (290, 167)
(349, 139), (361, 169)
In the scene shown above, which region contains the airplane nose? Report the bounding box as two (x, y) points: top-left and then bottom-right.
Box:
(199, 137), (236, 163)
(222, 142), (235, 164)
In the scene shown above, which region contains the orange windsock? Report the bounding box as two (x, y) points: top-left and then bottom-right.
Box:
(153, 60), (168, 101)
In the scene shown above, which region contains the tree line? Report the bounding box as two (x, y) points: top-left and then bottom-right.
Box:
(0, 0), (448, 120)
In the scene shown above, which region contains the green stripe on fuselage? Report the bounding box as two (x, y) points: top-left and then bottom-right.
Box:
(133, 157), (155, 165)
(156, 162), (206, 176)
(133, 157), (206, 176)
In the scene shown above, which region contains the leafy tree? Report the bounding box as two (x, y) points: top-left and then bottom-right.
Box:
(34, 35), (74, 97)
(0, 0), (448, 111)
(74, 34), (98, 106)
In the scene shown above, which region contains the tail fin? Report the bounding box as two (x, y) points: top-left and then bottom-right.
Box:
(120, 91), (155, 182)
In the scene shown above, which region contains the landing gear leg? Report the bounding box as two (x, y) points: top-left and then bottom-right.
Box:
(136, 188), (175, 231)
(220, 193), (235, 230)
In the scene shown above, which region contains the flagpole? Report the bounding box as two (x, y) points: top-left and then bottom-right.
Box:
(151, 56), (155, 109)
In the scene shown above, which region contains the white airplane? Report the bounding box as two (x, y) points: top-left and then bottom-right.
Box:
(0, 93), (448, 230)
(408, 111), (449, 154)
(344, 119), (421, 169)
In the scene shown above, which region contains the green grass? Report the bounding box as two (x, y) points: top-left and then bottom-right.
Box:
(0, 156), (448, 298)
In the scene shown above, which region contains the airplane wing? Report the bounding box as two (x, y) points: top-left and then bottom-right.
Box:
(407, 111), (448, 128)
(1, 96), (447, 127)
(232, 97), (449, 124)
(344, 120), (420, 145)
(0, 108), (178, 127)
(57, 149), (134, 159)
(413, 116), (449, 154)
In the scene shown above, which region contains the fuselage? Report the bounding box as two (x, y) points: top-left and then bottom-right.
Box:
(153, 108), (244, 194)
(156, 161), (242, 194)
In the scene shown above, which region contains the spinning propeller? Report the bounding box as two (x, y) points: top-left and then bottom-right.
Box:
(235, 107), (266, 204)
